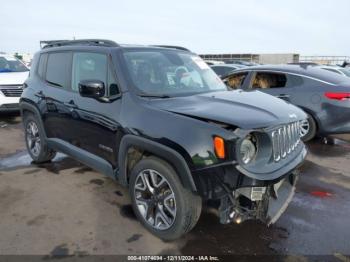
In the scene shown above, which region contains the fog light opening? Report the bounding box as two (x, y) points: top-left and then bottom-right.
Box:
(229, 210), (242, 224)
(235, 216), (242, 224)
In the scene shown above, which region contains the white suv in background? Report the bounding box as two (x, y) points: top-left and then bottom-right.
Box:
(0, 53), (29, 112)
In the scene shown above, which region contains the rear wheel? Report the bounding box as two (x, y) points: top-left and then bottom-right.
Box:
(300, 113), (317, 142)
(23, 114), (56, 163)
(129, 156), (202, 240)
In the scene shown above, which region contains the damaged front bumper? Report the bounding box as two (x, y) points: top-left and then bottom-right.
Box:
(219, 171), (298, 226)
(193, 147), (306, 226)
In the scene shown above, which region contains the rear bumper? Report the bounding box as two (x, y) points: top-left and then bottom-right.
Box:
(317, 102), (350, 135)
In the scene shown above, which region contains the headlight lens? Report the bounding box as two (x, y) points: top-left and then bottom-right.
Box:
(240, 136), (256, 164)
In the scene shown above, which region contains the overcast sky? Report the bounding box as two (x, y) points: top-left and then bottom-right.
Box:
(1, 0), (349, 55)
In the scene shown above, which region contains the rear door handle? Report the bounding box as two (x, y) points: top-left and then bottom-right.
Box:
(276, 94), (290, 99)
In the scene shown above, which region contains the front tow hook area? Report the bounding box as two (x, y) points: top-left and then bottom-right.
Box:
(218, 172), (298, 225)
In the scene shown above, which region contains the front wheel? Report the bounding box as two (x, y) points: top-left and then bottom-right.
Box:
(129, 156), (202, 240)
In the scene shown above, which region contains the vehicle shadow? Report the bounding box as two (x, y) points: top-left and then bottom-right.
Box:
(306, 137), (350, 158)
(179, 211), (285, 255)
(0, 112), (21, 126)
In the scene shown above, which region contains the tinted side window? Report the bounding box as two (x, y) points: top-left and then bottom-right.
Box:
(37, 53), (47, 79)
(226, 72), (248, 89)
(252, 72), (287, 89)
(72, 52), (107, 92)
(46, 52), (71, 89)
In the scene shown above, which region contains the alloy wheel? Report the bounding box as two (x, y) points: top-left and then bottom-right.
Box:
(134, 169), (177, 230)
(300, 119), (310, 138)
(26, 121), (41, 157)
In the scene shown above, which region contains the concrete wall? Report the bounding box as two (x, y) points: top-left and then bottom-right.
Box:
(200, 53), (300, 64)
(258, 53), (299, 64)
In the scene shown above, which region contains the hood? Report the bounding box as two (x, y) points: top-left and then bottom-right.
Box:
(150, 90), (306, 129)
(0, 71), (29, 85)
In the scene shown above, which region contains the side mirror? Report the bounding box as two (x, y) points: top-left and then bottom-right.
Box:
(79, 80), (105, 99)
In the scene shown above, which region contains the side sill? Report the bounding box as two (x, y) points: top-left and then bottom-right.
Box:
(47, 138), (118, 180)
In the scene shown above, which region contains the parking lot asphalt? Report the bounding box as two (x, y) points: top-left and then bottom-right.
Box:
(0, 115), (350, 258)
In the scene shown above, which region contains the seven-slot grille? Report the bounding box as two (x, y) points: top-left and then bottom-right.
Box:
(271, 122), (301, 162)
(0, 85), (23, 97)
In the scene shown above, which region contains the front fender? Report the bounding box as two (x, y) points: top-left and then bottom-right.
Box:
(118, 134), (197, 192)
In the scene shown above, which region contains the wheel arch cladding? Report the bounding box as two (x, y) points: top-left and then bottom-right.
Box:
(118, 134), (197, 192)
(20, 101), (47, 138)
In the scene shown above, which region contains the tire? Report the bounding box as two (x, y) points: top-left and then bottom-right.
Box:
(129, 156), (202, 240)
(300, 113), (317, 142)
(23, 113), (56, 163)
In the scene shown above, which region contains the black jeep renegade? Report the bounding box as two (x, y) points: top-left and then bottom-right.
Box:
(20, 39), (307, 240)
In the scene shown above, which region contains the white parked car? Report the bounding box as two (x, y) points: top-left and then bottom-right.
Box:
(0, 54), (29, 112)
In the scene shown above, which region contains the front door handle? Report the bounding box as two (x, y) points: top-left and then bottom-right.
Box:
(276, 94), (290, 99)
(64, 100), (78, 109)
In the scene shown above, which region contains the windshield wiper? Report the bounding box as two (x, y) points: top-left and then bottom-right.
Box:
(138, 93), (171, 98)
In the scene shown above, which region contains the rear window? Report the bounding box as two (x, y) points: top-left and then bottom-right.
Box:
(46, 52), (71, 89)
(37, 54), (47, 79)
(339, 69), (350, 77)
(307, 67), (350, 84)
(322, 68), (342, 75)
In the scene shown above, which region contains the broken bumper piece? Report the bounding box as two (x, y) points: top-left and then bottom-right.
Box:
(219, 172), (298, 225)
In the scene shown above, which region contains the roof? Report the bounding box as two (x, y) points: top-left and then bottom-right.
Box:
(316, 65), (342, 70)
(232, 64), (350, 84)
(40, 39), (191, 52)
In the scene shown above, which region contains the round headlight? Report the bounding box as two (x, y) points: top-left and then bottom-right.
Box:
(240, 137), (256, 164)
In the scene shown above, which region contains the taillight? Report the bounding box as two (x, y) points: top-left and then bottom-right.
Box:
(324, 92), (350, 101)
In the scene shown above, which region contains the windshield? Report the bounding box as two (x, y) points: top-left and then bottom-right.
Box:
(122, 50), (227, 96)
(0, 56), (29, 73)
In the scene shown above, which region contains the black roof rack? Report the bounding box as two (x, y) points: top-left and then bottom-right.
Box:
(151, 45), (191, 52)
(40, 39), (120, 49)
